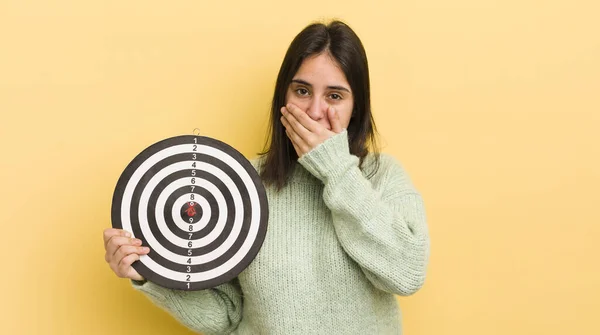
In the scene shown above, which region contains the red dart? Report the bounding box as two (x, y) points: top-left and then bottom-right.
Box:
(186, 202), (197, 217)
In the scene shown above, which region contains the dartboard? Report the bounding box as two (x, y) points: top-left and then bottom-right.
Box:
(111, 135), (268, 290)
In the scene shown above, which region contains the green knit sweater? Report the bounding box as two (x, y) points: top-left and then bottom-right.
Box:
(131, 130), (430, 334)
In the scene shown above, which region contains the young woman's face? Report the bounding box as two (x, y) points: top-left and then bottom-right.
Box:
(285, 52), (354, 131)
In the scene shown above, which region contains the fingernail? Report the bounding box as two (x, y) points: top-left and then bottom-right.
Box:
(143, 247), (150, 252)
(132, 238), (141, 244)
(124, 231), (131, 237)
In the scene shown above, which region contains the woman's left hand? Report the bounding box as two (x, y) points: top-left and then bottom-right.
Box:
(280, 103), (344, 157)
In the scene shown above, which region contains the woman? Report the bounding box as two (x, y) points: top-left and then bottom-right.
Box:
(103, 20), (430, 334)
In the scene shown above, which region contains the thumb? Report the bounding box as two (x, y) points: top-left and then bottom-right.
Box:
(328, 106), (343, 133)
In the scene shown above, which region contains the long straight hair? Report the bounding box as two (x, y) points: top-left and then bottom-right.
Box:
(259, 20), (379, 189)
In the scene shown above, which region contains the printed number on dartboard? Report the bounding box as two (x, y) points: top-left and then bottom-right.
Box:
(186, 138), (198, 290)
(189, 183), (196, 241)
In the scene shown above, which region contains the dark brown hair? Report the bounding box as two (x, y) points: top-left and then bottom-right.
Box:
(259, 20), (379, 189)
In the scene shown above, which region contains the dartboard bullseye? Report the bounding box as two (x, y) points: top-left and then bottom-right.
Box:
(111, 135), (268, 290)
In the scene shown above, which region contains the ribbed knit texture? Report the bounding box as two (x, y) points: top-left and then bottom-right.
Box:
(131, 130), (430, 334)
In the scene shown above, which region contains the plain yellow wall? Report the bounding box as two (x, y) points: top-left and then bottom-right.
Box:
(1, 0), (598, 334)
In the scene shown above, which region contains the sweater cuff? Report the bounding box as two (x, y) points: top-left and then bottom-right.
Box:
(298, 129), (358, 182)
(130, 279), (171, 304)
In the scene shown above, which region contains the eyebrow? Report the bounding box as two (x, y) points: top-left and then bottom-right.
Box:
(291, 79), (351, 93)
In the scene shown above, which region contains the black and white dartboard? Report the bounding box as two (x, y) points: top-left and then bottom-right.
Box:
(111, 135), (268, 290)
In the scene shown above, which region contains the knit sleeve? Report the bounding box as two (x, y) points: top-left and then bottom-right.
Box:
(297, 130), (430, 296)
(130, 277), (243, 334)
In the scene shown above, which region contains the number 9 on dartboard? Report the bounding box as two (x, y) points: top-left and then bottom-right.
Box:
(111, 134), (268, 290)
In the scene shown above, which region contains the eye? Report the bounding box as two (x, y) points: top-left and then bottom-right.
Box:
(329, 93), (342, 100)
(295, 88), (310, 96)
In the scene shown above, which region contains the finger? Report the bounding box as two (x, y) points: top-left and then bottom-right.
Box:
(103, 228), (131, 249)
(285, 127), (309, 156)
(113, 245), (149, 267)
(328, 106), (343, 133)
(284, 103), (319, 130)
(117, 253), (142, 278)
(281, 116), (308, 149)
(108, 248), (146, 278)
(280, 115), (303, 150)
(281, 105), (316, 137)
(106, 236), (141, 261)
(290, 141), (302, 157)
(105, 236), (142, 262)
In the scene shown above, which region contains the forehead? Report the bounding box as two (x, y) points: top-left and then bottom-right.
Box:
(293, 53), (349, 86)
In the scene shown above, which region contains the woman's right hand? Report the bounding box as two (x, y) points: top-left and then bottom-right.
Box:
(103, 228), (151, 281)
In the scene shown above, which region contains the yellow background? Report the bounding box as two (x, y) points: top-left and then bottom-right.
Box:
(1, 0), (598, 334)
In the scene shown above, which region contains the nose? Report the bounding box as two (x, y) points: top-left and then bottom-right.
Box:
(305, 98), (328, 123)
